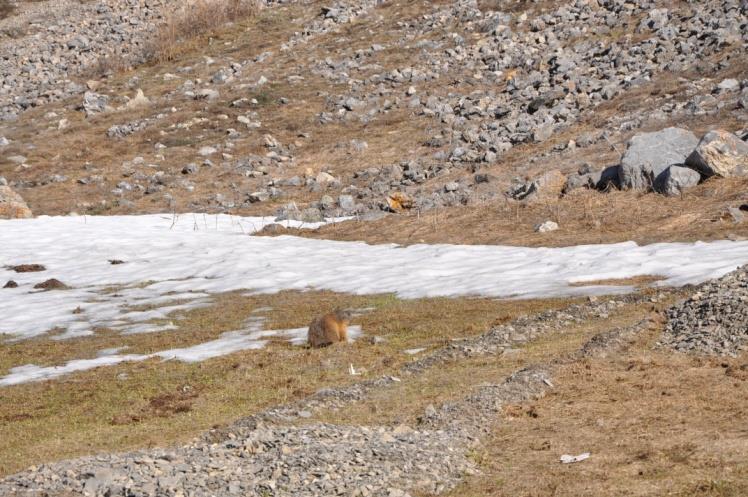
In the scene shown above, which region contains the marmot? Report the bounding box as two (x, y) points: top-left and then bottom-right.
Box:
(307, 309), (352, 348)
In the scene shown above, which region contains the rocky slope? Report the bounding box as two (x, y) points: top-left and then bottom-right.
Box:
(0, 0), (746, 229)
(0, 0), (172, 121)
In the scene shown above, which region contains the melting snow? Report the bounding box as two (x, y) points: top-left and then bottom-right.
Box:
(1, 213), (748, 385)
(2, 214), (748, 342)
(0, 325), (362, 386)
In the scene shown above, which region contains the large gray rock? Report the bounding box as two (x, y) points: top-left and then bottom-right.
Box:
(275, 203), (325, 223)
(507, 169), (566, 200)
(0, 186), (33, 219)
(653, 165), (701, 196)
(563, 166), (620, 194)
(739, 88), (748, 110)
(618, 128), (699, 190)
(534, 220), (559, 233)
(82, 91), (110, 116)
(685, 130), (748, 178)
(338, 194), (356, 212)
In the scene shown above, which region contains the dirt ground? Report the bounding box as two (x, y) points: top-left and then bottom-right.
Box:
(442, 335), (748, 497)
(0, 290), (572, 477)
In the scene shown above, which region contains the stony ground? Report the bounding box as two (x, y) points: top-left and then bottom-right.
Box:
(3, 267), (744, 496)
(0, 293), (657, 496)
(1, 0), (748, 495)
(660, 264), (748, 356)
(0, 0), (746, 242)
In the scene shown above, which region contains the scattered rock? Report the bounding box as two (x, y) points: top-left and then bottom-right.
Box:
(619, 128), (699, 190)
(686, 130), (748, 178)
(10, 264), (45, 273)
(181, 163), (199, 175)
(0, 186), (33, 219)
(3, 280), (18, 289)
(653, 165), (701, 196)
(33, 279), (69, 290)
(534, 220), (559, 233)
(82, 91), (110, 116)
(122, 89), (150, 110)
(661, 265), (748, 356)
(387, 192), (413, 211)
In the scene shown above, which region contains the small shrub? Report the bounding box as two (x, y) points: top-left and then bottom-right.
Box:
(146, 0), (262, 62)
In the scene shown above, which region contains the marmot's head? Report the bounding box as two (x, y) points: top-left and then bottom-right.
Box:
(333, 308), (354, 323)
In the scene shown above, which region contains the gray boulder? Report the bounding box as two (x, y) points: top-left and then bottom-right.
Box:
(685, 130), (748, 178)
(275, 204), (325, 223)
(563, 166), (620, 194)
(82, 91), (110, 116)
(739, 88), (748, 110)
(597, 165), (621, 190)
(534, 220), (559, 233)
(299, 207), (325, 223)
(0, 186), (33, 219)
(338, 194), (356, 212)
(181, 163), (198, 175)
(653, 166), (701, 196)
(320, 195), (335, 210)
(247, 191), (269, 203)
(618, 128), (699, 190)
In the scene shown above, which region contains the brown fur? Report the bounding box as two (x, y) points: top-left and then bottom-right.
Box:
(307, 309), (351, 348)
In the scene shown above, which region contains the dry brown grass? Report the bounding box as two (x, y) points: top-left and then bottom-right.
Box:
(306, 297), (664, 428)
(145, 0), (263, 63)
(83, 54), (132, 79)
(0, 289), (572, 476)
(287, 177), (748, 248)
(439, 329), (748, 497)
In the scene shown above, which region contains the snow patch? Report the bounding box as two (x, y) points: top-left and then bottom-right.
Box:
(2, 215), (748, 344)
(0, 325), (363, 386)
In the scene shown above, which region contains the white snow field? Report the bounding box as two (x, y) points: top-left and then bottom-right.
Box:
(1, 213), (748, 385)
